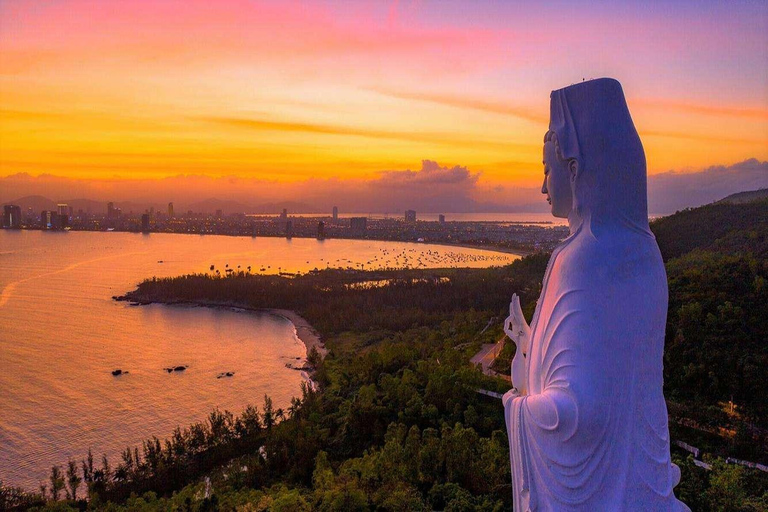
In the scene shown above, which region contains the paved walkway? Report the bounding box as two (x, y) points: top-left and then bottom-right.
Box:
(470, 336), (510, 381)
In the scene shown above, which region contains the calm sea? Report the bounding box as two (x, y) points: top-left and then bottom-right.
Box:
(256, 212), (669, 224)
(0, 230), (519, 488)
(259, 212), (569, 224)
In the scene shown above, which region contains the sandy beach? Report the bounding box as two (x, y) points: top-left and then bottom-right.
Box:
(264, 308), (327, 360)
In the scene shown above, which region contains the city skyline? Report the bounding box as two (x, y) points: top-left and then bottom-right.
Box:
(3, 158), (767, 215)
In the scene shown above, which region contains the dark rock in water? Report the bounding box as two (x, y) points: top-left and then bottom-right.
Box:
(226, 371), (234, 377)
(285, 362), (311, 371)
(112, 369), (123, 376)
(164, 365), (189, 373)
(217, 371), (235, 379)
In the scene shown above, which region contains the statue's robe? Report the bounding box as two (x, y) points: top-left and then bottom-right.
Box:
(504, 78), (689, 511)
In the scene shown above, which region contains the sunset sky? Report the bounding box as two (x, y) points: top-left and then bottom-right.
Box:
(1, 0), (767, 210)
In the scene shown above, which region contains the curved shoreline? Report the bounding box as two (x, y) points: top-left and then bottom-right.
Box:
(421, 240), (531, 257)
(115, 297), (326, 366)
(263, 308), (327, 360)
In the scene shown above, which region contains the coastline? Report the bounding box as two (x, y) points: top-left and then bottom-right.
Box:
(114, 296), (326, 369)
(421, 241), (532, 257)
(263, 308), (327, 360)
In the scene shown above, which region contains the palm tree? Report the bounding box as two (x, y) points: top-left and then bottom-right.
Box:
(288, 397), (302, 419)
(66, 459), (81, 501)
(49, 466), (64, 501)
(81, 448), (94, 484)
(262, 395), (275, 430)
(101, 454), (112, 483)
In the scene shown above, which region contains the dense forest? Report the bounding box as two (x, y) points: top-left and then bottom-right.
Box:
(3, 199), (767, 511)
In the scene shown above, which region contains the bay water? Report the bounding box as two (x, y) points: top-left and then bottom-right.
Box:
(0, 230), (519, 488)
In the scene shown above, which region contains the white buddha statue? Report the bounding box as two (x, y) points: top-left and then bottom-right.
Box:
(502, 78), (689, 511)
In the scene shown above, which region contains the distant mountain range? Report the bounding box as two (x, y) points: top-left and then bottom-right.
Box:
(4, 196), (318, 215)
(4, 194), (545, 216)
(5, 186), (768, 217)
(716, 188), (768, 205)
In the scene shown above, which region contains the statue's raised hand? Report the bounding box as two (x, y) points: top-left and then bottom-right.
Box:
(504, 294), (531, 352)
(504, 294), (531, 394)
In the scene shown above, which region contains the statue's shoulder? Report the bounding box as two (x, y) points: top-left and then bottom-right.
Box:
(558, 231), (662, 284)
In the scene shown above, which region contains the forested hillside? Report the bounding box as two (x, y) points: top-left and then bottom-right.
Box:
(651, 198), (768, 428)
(651, 198), (768, 260)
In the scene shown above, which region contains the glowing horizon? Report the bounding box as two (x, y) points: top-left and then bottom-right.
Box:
(1, 0), (767, 194)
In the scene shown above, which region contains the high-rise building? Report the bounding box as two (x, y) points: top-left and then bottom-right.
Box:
(107, 202), (115, 219)
(405, 210), (416, 223)
(285, 220), (293, 238)
(41, 210), (53, 229)
(280, 208), (288, 221)
(2, 205), (22, 228)
(141, 213), (150, 232)
(317, 221), (325, 239)
(350, 217), (367, 231)
(332, 206), (338, 222)
(439, 214), (445, 224)
(215, 209), (223, 219)
(56, 204), (69, 228)
(168, 202), (174, 218)
(51, 212), (65, 229)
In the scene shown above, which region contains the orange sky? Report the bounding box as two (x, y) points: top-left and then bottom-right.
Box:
(1, 0), (767, 194)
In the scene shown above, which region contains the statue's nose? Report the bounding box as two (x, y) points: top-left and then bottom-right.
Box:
(541, 176), (548, 194)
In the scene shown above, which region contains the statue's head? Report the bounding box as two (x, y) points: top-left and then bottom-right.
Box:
(546, 78), (650, 235)
(542, 132), (577, 218)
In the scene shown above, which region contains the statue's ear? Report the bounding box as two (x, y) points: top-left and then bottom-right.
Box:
(569, 159), (579, 181)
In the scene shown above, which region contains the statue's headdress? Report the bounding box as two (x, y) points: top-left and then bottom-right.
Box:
(548, 78), (650, 237)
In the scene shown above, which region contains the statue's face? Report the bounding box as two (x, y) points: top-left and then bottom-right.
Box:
(542, 141), (573, 218)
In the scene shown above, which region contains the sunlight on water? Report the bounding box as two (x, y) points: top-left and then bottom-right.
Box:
(0, 231), (518, 488)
